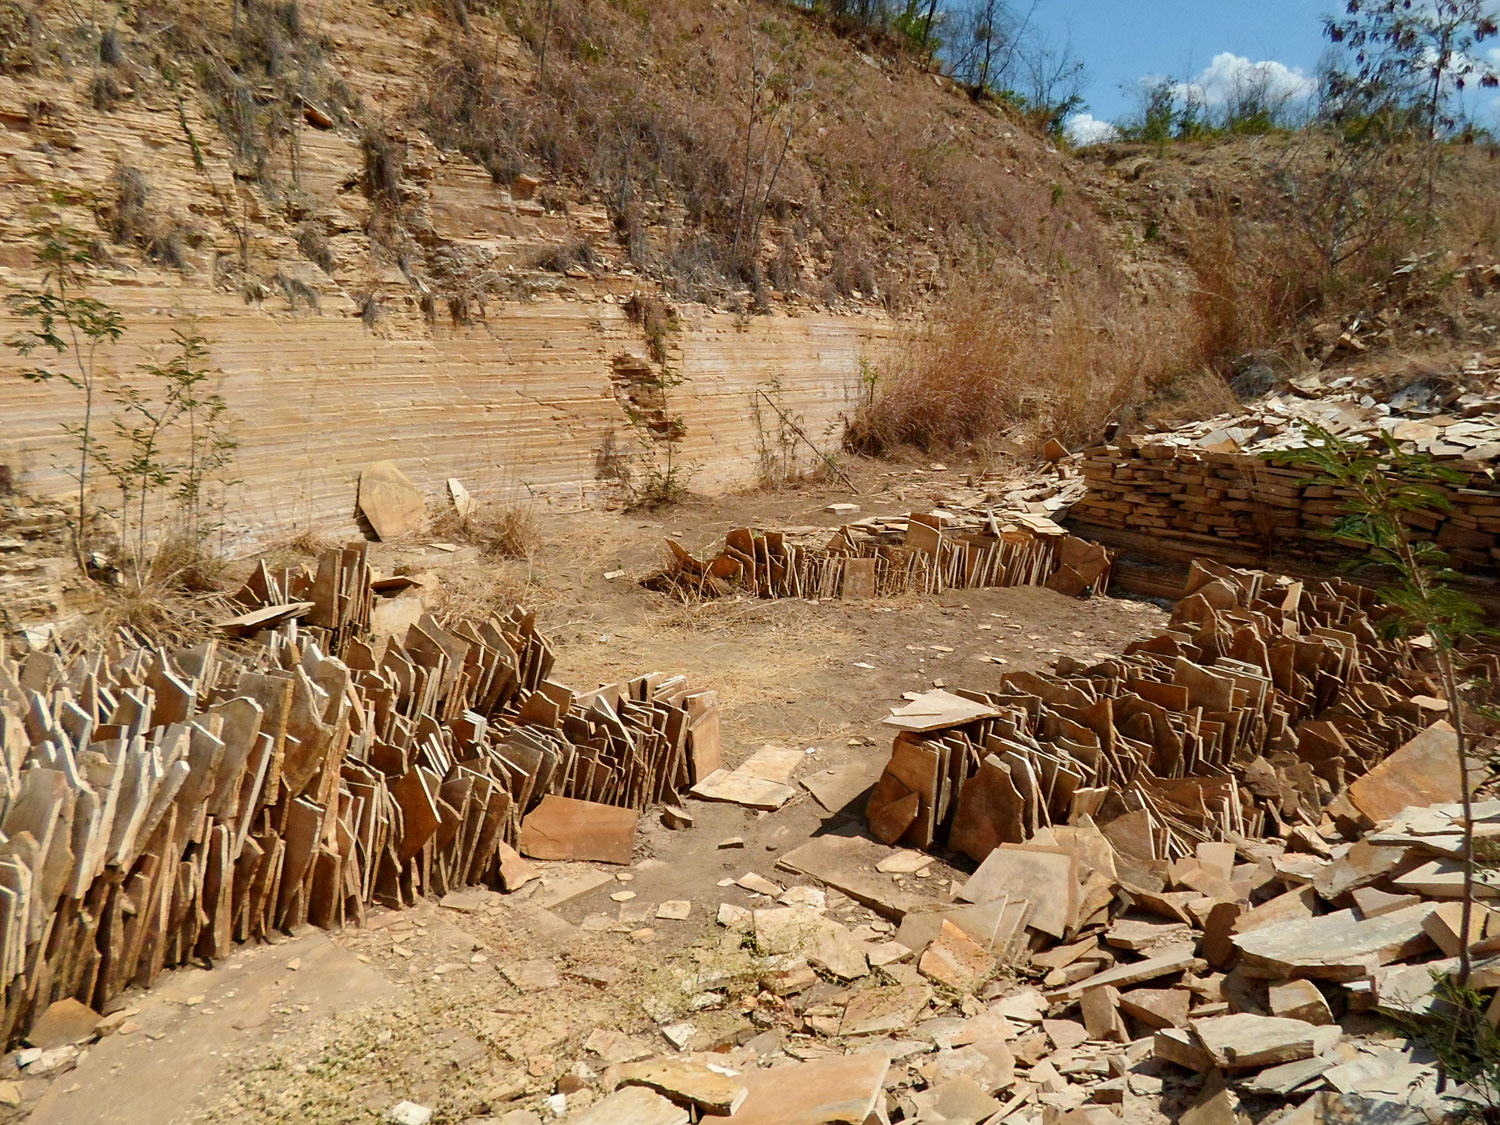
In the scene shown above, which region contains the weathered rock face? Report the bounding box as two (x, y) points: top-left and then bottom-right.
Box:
(0, 3), (893, 549)
(1, 283), (889, 547)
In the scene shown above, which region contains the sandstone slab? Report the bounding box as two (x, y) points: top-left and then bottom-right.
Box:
(1345, 722), (1463, 826)
(731, 1052), (890, 1124)
(919, 920), (995, 993)
(617, 1057), (749, 1115)
(1191, 1013), (1339, 1071)
(517, 796), (638, 865)
(1269, 979), (1333, 1025)
(25, 999), (101, 1050)
(1231, 903), (1435, 981)
(840, 983), (931, 1036)
(358, 461), (426, 540)
(571, 1086), (689, 1125)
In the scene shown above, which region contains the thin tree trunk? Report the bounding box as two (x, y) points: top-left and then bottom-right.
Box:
(920, 0), (939, 57)
(58, 270), (94, 572)
(1440, 648), (1477, 986)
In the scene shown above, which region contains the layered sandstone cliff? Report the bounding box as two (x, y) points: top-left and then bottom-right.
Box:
(1, 0), (905, 547)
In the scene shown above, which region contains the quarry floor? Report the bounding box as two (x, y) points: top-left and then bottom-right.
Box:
(9, 461), (1171, 1125)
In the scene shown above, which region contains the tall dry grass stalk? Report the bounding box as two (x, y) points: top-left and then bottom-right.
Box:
(847, 269), (1206, 455)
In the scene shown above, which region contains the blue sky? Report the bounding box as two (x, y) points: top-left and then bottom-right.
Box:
(1027, 0), (1331, 123)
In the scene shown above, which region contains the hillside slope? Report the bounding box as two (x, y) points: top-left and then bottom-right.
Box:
(0, 0), (1173, 545)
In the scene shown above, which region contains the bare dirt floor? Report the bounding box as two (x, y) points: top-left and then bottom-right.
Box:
(12, 461), (1171, 1125)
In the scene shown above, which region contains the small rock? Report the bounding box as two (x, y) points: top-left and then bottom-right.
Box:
(656, 901), (692, 921)
(387, 1101), (433, 1125)
(22, 1045), (79, 1077)
(736, 872), (781, 896)
(876, 850), (934, 875)
(661, 1022), (695, 1050)
(777, 886), (826, 910)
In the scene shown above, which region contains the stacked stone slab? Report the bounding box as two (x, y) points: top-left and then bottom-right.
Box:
(0, 545), (716, 1045)
(1069, 400), (1500, 572)
(865, 558), (1474, 864)
(651, 510), (1113, 601)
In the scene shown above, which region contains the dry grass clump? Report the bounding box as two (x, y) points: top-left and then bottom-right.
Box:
(145, 531), (229, 593)
(420, 564), (536, 622)
(847, 269), (1207, 455)
(103, 165), (196, 270)
(1143, 366), (1243, 428)
(83, 575), (218, 645)
(430, 501), (541, 562)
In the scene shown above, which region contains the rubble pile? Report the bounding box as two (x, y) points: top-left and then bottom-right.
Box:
(531, 755), (1496, 1125)
(1070, 378), (1500, 570)
(863, 558), (1469, 865)
(651, 510), (1113, 601)
(0, 544), (718, 1044)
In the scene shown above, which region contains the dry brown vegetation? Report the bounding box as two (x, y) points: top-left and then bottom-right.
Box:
(849, 136), (1500, 458)
(417, 0), (1114, 309)
(430, 501), (542, 563)
(846, 269), (1205, 454)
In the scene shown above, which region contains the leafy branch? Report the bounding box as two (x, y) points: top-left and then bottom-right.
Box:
(1267, 422), (1487, 986)
(5, 198), (125, 568)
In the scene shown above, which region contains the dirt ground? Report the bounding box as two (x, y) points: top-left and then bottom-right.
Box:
(11, 462), (1170, 1125)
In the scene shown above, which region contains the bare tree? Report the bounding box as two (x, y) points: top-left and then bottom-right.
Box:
(1323, 0), (1500, 224)
(732, 2), (815, 275)
(1018, 28), (1086, 134)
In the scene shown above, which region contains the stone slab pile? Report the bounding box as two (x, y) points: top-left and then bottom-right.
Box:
(1069, 381), (1500, 571)
(525, 789), (1499, 1124)
(864, 557), (1466, 870)
(650, 510), (1113, 602)
(0, 544), (717, 1045)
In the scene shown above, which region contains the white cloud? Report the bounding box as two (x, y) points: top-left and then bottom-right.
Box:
(1064, 113), (1120, 146)
(1177, 52), (1317, 109)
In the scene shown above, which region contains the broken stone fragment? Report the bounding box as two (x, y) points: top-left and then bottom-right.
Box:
(661, 806), (694, 830)
(570, 1085), (689, 1125)
(1190, 1013), (1340, 1071)
(1343, 722), (1467, 828)
(1116, 987), (1190, 1030)
(616, 1056), (749, 1115)
(1105, 917), (1191, 952)
(729, 1052), (890, 1124)
(1153, 1027), (1212, 1071)
(1311, 840), (1411, 902)
(839, 984), (931, 1036)
(1047, 944), (1201, 1002)
(919, 920), (995, 993)
(910, 1076), (1002, 1123)
(1268, 979), (1333, 1025)
(1231, 903), (1435, 981)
